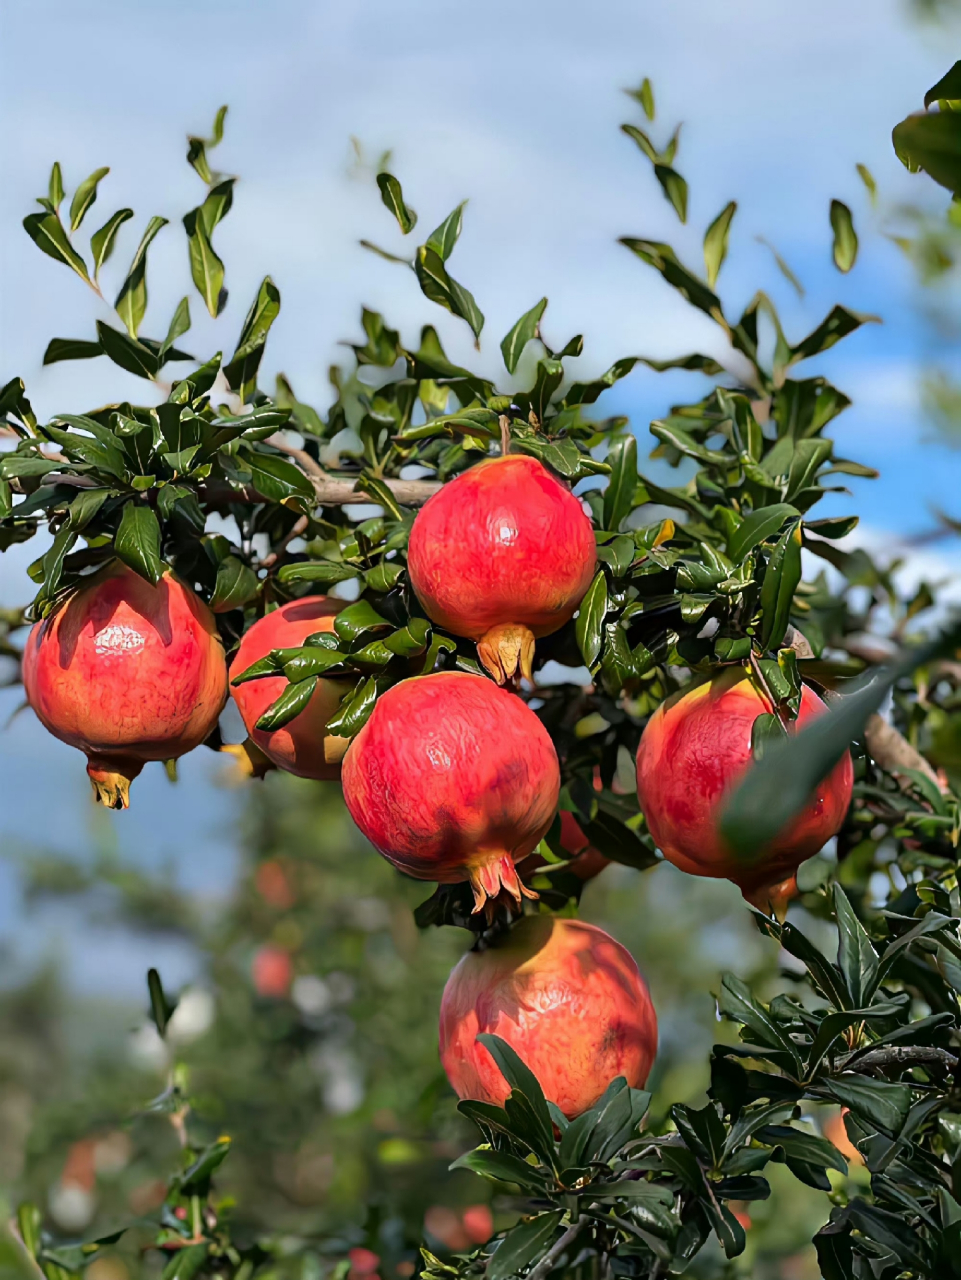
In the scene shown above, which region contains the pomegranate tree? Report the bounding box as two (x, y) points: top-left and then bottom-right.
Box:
(23, 562), (227, 808)
(439, 915), (657, 1117)
(635, 668), (854, 912)
(342, 672), (559, 911)
(407, 454), (596, 683)
(231, 597), (348, 779)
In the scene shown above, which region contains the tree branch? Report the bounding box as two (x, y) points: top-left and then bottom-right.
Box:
(864, 713), (943, 791)
(842, 1045), (959, 1072)
(265, 435), (441, 507)
(525, 1220), (584, 1280)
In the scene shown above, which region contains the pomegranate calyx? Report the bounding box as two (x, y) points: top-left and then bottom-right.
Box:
(468, 853), (539, 915)
(740, 873), (798, 922)
(85, 755), (145, 809)
(477, 623), (536, 685)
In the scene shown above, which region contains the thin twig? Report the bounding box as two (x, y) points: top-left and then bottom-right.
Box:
(265, 434), (442, 507)
(526, 1220), (584, 1280)
(842, 1045), (959, 1072)
(260, 515), (308, 570)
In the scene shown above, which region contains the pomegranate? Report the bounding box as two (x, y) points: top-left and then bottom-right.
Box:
(23, 561), (227, 808)
(439, 915), (657, 1117)
(252, 945), (292, 998)
(407, 454), (596, 684)
(635, 668), (853, 912)
(231, 597), (349, 779)
(342, 672), (560, 912)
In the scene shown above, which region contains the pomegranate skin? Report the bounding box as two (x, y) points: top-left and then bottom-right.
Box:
(407, 455), (596, 683)
(342, 672), (560, 911)
(23, 562), (227, 808)
(231, 597), (348, 780)
(439, 915), (657, 1117)
(636, 669), (853, 910)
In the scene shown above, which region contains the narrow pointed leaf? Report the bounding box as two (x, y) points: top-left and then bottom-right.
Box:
(654, 164), (688, 222)
(69, 166), (110, 231)
(90, 208), (133, 279)
(704, 201), (737, 287)
(376, 172), (417, 234)
(115, 502), (163, 584)
(114, 215), (168, 337)
(501, 297), (547, 374)
(425, 201), (465, 261)
(23, 212), (90, 281)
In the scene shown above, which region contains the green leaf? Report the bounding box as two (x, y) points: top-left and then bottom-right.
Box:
(575, 571), (608, 668)
(755, 1124), (847, 1175)
(829, 200), (858, 273)
(893, 107), (961, 197)
(486, 1211), (564, 1280)
(477, 1033), (554, 1143)
(756, 237), (805, 298)
(501, 297), (547, 374)
(620, 123), (659, 163)
(69, 166), (110, 231)
(22, 212), (90, 282)
(718, 973), (801, 1071)
(727, 504), (799, 563)
(160, 298), (191, 360)
(354, 472), (404, 521)
(277, 560), (357, 586)
(565, 357), (638, 407)
(36, 526), (78, 602)
(333, 599), (392, 645)
(114, 215), (168, 337)
(925, 61), (961, 107)
(620, 238), (723, 320)
(449, 1147), (547, 1190)
(147, 967), (177, 1037)
(856, 162), (877, 203)
(720, 619), (961, 858)
(625, 76), (655, 120)
(42, 337), (103, 366)
(242, 449), (314, 506)
(790, 304), (878, 364)
(639, 352), (725, 375)
(325, 675), (382, 737)
(822, 1077), (911, 1138)
(114, 502), (163, 584)
(183, 206), (226, 318)
(703, 201), (737, 288)
(654, 164), (688, 222)
(425, 201), (465, 261)
(179, 1136), (231, 1194)
(210, 555), (259, 612)
(414, 245), (484, 339)
(759, 518), (802, 651)
(256, 677), (318, 731)
(376, 172), (417, 234)
(162, 1244), (209, 1280)
(602, 436), (637, 532)
(224, 277), (281, 401)
(833, 884), (879, 1007)
(96, 321), (159, 379)
(198, 178), (234, 237)
(48, 162), (65, 212)
(90, 208), (133, 280)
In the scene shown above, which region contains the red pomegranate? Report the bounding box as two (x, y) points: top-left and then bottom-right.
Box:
(439, 915), (657, 1117)
(231, 597), (349, 779)
(252, 945), (292, 998)
(23, 561), (227, 808)
(407, 454), (596, 684)
(342, 672), (560, 912)
(635, 668), (853, 912)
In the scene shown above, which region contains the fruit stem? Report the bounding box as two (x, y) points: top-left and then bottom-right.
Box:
(499, 414), (511, 457)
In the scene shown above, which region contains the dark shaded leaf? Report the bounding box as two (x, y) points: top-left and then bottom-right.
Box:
(727, 504), (799, 563)
(654, 164), (688, 222)
(414, 245), (484, 339)
(620, 238), (723, 320)
(759, 518), (802, 650)
(23, 212), (89, 281)
(486, 1211), (564, 1280)
(256, 677), (318, 731)
(575, 571), (608, 667)
(501, 297), (547, 374)
(96, 320), (160, 379)
(90, 208), (133, 279)
(210, 556), (259, 612)
(377, 172), (417, 234)
(43, 338), (103, 366)
(115, 503), (163, 584)
(224, 277), (281, 401)
(114, 215), (168, 337)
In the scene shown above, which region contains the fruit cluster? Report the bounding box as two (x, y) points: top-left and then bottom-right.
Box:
(23, 448), (852, 1117)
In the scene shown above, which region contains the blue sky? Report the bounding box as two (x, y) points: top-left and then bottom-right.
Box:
(0, 0), (959, 993)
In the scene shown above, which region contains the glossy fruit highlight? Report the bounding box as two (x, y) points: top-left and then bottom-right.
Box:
(23, 562), (228, 808)
(635, 668), (853, 912)
(439, 915), (657, 1117)
(407, 454), (596, 684)
(342, 672), (560, 912)
(231, 596), (348, 779)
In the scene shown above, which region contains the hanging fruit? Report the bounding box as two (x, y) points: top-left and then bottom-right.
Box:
(231, 596), (349, 779)
(407, 454), (596, 684)
(439, 915), (657, 1117)
(23, 562), (228, 808)
(635, 668), (853, 913)
(342, 671), (560, 912)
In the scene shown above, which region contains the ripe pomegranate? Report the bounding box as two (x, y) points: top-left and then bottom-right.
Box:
(407, 454), (596, 684)
(23, 561), (227, 808)
(635, 668), (853, 912)
(342, 672), (560, 912)
(439, 915), (657, 1117)
(231, 597), (349, 779)
(252, 945), (292, 998)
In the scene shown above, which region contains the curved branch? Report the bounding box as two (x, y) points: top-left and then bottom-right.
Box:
(265, 435), (442, 507)
(843, 1045), (959, 1072)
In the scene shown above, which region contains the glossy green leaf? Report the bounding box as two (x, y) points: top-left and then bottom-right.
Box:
(224, 277), (281, 401)
(96, 321), (160, 379)
(893, 107), (961, 197)
(755, 1124), (847, 1174)
(22, 212), (90, 282)
(376, 172), (417, 234)
(487, 1211), (564, 1280)
(822, 1077), (911, 1138)
(620, 238), (723, 320)
(160, 298), (191, 360)
(276, 560), (357, 586)
(162, 1244), (209, 1280)
(425, 201), (465, 261)
(565, 357), (638, 406)
(210, 556), (259, 612)
(114, 502), (163, 584)
(602, 435), (637, 532)
(501, 297), (547, 374)
(704, 201), (737, 288)
(654, 164), (688, 222)
(114, 215), (168, 337)
(829, 200), (858, 273)
(198, 178), (234, 237)
(449, 1146), (546, 1190)
(183, 206), (226, 318)
(256, 676), (317, 731)
(48, 162), (64, 212)
(759, 518), (802, 651)
(333, 599), (392, 644)
(575, 571), (608, 668)
(69, 166), (110, 231)
(414, 245), (484, 339)
(42, 338), (103, 366)
(790, 305), (878, 363)
(325, 676), (382, 737)
(242, 450), (314, 506)
(727, 504), (799, 563)
(833, 884), (879, 1007)
(90, 208), (133, 280)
